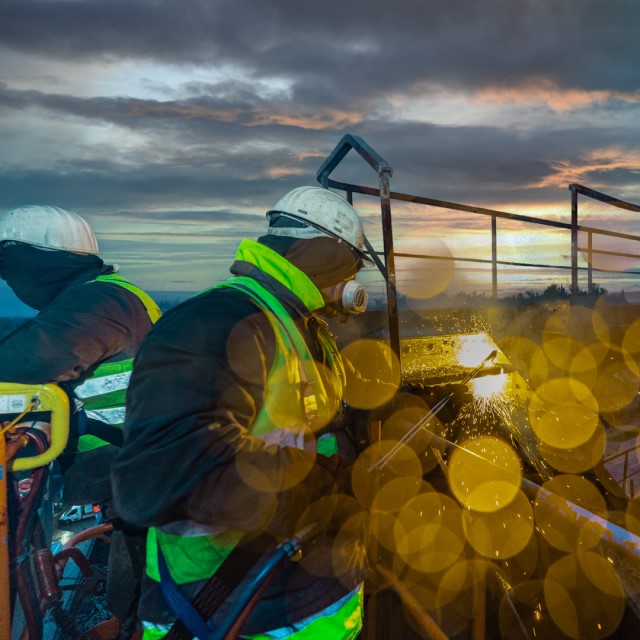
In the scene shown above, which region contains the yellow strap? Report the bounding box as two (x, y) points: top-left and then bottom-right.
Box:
(90, 274), (162, 323)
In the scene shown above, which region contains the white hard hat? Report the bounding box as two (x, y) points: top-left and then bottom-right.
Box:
(0, 205), (99, 253)
(266, 186), (370, 262)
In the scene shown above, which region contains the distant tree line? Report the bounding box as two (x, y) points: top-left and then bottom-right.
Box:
(0, 283), (628, 341)
(502, 282), (616, 304)
(371, 282), (626, 311)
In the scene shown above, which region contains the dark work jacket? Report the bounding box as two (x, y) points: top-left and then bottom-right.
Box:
(0, 266), (153, 389)
(111, 259), (367, 632)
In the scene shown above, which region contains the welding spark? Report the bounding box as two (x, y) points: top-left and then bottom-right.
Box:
(470, 372), (509, 401)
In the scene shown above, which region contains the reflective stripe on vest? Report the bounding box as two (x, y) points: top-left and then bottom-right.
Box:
(141, 586), (363, 640)
(75, 274), (161, 452)
(89, 273), (162, 323)
(141, 622), (172, 640)
(246, 586), (363, 640)
(85, 406), (126, 425)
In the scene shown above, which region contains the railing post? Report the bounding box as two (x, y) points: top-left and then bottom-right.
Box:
(379, 169), (400, 359)
(588, 231), (593, 295)
(317, 135), (401, 363)
(570, 184), (579, 296)
(624, 451), (629, 495)
(491, 215), (497, 301)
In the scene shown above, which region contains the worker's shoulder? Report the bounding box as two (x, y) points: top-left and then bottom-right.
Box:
(36, 277), (150, 332)
(180, 285), (266, 310)
(156, 286), (266, 326)
(63, 275), (149, 310)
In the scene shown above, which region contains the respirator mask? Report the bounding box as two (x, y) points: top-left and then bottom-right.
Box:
(321, 279), (369, 321)
(264, 210), (370, 320)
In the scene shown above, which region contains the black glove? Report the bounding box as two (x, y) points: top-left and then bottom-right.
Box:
(319, 403), (370, 461)
(400, 382), (425, 395)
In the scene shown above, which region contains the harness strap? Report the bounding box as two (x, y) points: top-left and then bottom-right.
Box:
(158, 548), (213, 640)
(161, 534), (272, 640)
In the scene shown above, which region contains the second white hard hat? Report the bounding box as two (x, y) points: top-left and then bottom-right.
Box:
(266, 186), (369, 262)
(0, 205), (99, 253)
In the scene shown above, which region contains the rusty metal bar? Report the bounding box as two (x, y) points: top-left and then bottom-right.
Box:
(375, 564), (450, 640)
(395, 251), (575, 272)
(327, 180), (573, 230)
(588, 231), (593, 294)
(337, 179), (640, 242)
(624, 453), (629, 492)
(491, 215), (498, 300)
(569, 183), (640, 213)
(580, 246), (640, 260)
(578, 224), (640, 242)
(318, 143), (640, 313)
(570, 184), (579, 295)
(329, 179), (640, 294)
(317, 135), (400, 361)
(379, 169), (401, 360)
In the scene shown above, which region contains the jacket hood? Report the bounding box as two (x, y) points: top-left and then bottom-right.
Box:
(0, 241), (109, 310)
(257, 234), (360, 289)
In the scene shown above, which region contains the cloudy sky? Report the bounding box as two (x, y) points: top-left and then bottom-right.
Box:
(1, 0), (640, 312)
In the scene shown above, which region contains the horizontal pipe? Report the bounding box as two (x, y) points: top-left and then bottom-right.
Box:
(569, 184), (640, 214)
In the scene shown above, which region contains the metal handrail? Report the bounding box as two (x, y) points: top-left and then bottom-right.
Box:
(317, 135), (400, 361)
(319, 171), (640, 303)
(315, 137), (640, 371)
(570, 183), (640, 295)
(603, 443), (640, 498)
(570, 183), (640, 213)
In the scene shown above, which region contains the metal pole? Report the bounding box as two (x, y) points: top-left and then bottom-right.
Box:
(316, 135), (399, 361)
(375, 564), (450, 640)
(588, 231), (593, 294)
(491, 215), (497, 301)
(379, 169), (401, 363)
(570, 184), (579, 295)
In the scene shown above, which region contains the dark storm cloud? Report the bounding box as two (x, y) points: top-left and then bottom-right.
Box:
(2, 83), (639, 214)
(355, 119), (640, 197)
(0, 165), (285, 211)
(1, 0), (639, 96)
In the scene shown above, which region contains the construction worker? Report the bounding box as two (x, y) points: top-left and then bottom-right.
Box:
(0, 204), (161, 496)
(0, 204), (161, 633)
(112, 186), (372, 640)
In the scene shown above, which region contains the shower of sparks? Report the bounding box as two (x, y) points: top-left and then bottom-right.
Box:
(470, 372), (509, 401)
(456, 333), (496, 368)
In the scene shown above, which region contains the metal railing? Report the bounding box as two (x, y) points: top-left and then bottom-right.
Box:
(570, 183), (640, 294)
(602, 444), (640, 499)
(317, 135), (640, 359)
